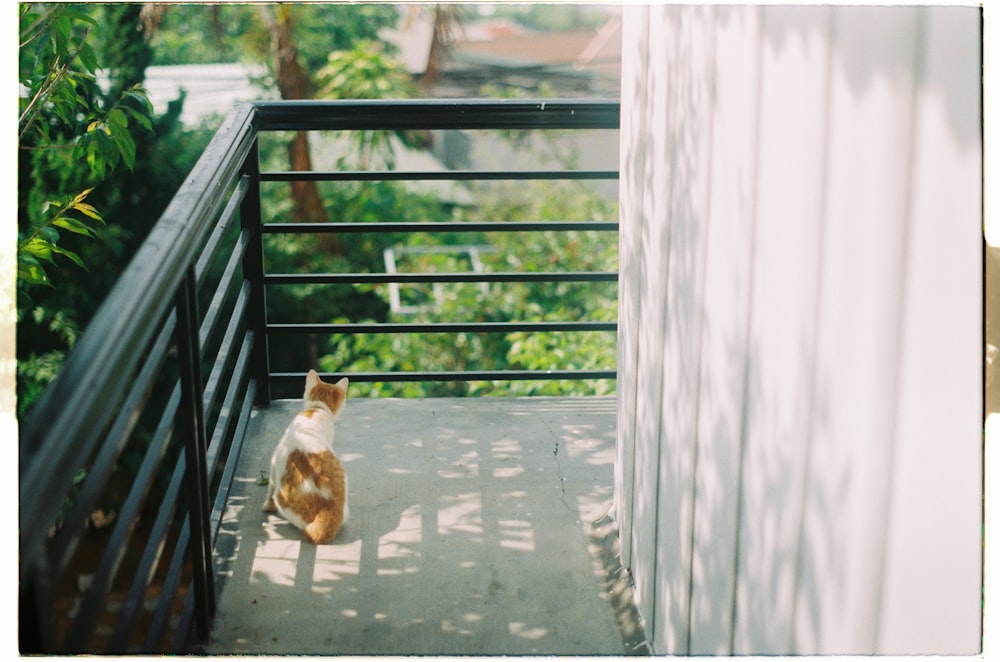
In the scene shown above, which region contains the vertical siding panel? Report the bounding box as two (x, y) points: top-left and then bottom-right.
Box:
(794, 7), (919, 653)
(627, 3), (669, 642)
(688, 6), (761, 655)
(617, 4), (980, 655)
(876, 7), (982, 654)
(649, 6), (716, 654)
(730, 6), (832, 654)
(615, 2), (651, 574)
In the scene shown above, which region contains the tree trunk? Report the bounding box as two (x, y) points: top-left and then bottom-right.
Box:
(419, 5), (463, 92)
(260, 5), (333, 230)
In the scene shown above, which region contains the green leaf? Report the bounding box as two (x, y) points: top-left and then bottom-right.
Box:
(127, 107), (153, 132)
(77, 41), (98, 74)
(20, 236), (55, 263)
(61, 6), (96, 26)
(41, 199), (59, 216)
(50, 245), (86, 269)
(70, 187), (95, 205)
(124, 85), (153, 114)
(108, 107), (128, 130)
(17, 260), (52, 287)
(69, 201), (102, 222)
(51, 216), (95, 237)
(112, 130), (136, 170)
(85, 142), (102, 176)
(40, 226), (59, 243)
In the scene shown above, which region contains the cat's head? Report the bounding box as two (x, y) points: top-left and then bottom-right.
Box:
(304, 369), (349, 417)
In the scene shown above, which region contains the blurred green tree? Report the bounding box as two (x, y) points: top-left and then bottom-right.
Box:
(16, 4), (206, 417)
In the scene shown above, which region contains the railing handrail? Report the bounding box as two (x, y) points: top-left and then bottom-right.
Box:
(18, 104), (258, 533)
(253, 98), (620, 131)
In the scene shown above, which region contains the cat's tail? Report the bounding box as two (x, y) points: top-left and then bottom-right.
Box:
(303, 509), (344, 544)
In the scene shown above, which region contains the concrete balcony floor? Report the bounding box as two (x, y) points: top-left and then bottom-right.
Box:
(205, 396), (647, 656)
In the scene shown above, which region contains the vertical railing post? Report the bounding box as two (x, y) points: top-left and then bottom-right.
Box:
(241, 134), (271, 406)
(174, 268), (215, 641)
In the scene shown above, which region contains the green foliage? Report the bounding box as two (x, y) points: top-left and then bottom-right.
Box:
(315, 177), (619, 398)
(17, 188), (101, 288)
(319, 39), (416, 99)
(18, 4), (153, 297)
(18, 2), (619, 409)
(490, 4), (610, 32)
(287, 4), (401, 72)
(16, 3), (202, 418)
(261, 177), (451, 377)
(146, 4), (262, 65)
(146, 3), (399, 68)
(316, 39), (423, 169)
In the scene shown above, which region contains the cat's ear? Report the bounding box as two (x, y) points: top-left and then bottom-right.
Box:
(305, 369), (320, 391)
(335, 377), (349, 393)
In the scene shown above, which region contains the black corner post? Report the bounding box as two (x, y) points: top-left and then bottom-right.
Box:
(241, 133), (271, 407)
(174, 268), (216, 641)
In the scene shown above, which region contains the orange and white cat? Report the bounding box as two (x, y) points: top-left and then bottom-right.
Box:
(264, 370), (349, 544)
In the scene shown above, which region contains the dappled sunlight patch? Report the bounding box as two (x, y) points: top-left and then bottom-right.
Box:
(377, 503), (422, 575)
(375, 505), (422, 577)
(248, 562), (298, 589)
(491, 438), (523, 459)
(387, 467), (419, 475)
(509, 621), (549, 640)
(380, 503), (423, 551)
(437, 493), (483, 537)
(499, 519), (536, 552)
(493, 465), (524, 478)
(575, 487), (614, 524)
(250, 539), (302, 587)
(311, 539), (362, 584)
(441, 619), (474, 635)
(585, 447), (616, 466)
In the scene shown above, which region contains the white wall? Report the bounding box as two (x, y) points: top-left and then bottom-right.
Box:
(615, 5), (982, 655)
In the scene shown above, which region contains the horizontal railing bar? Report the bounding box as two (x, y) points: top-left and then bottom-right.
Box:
(262, 221), (619, 234)
(269, 321), (617, 334)
(265, 271), (618, 285)
(253, 98), (620, 131)
(271, 370), (617, 385)
(261, 169), (618, 182)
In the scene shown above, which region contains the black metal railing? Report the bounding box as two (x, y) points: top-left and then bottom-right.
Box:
(254, 99), (619, 394)
(18, 99), (619, 654)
